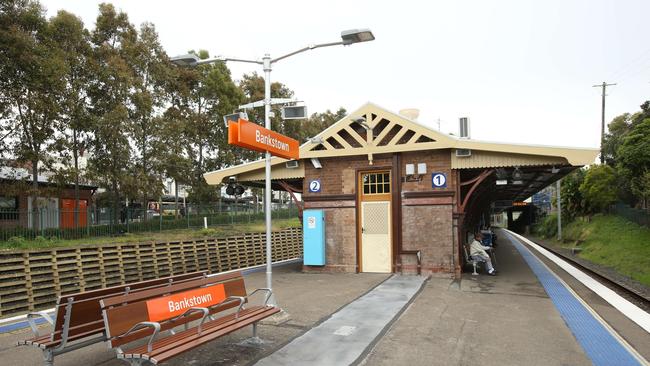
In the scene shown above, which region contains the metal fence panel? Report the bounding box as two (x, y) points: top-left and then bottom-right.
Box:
(0, 203), (299, 243)
(611, 203), (650, 227)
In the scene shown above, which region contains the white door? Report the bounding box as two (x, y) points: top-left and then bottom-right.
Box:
(361, 201), (391, 273)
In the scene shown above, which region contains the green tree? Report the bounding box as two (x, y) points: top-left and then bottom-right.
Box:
(617, 117), (650, 208)
(0, 0), (65, 228)
(239, 72), (294, 136)
(167, 51), (244, 202)
(298, 108), (347, 142)
(579, 165), (617, 214)
(87, 3), (137, 223)
(561, 168), (586, 220)
(602, 113), (632, 167)
(47, 9), (93, 226)
(127, 22), (171, 208)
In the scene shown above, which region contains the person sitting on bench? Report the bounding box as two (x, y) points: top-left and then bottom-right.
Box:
(470, 232), (496, 276)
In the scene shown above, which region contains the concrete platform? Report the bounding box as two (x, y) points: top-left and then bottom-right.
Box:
(361, 232), (593, 366)
(256, 275), (426, 366)
(3, 231), (645, 366)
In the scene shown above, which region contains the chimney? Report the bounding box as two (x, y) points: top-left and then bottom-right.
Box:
(459, 117), (470, 139)
(399, 108), (420, 121)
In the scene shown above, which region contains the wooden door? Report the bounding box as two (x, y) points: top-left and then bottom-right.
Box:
(358, 171), (392, 273)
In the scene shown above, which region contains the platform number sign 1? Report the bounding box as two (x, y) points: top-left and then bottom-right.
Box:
(309, 179), (322, 193)
(432, 173), (447, 188)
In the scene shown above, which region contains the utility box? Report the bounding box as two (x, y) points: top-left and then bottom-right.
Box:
(303, 209), (326, 265)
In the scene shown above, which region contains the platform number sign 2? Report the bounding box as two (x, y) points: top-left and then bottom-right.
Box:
(432, 173), (447, 188)
(309, 179), (322, 193)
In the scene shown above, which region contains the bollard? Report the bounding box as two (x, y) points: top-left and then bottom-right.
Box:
(204, 216), (207, 229)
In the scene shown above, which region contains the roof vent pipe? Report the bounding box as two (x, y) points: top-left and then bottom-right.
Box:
(459, 117), (470, 139)
(399, 108), (420, 121)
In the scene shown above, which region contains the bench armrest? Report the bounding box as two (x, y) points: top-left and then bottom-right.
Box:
(26, 311), (55, 338)
(206, 296), (246, 319)
(115, 321), (161, 353)
(170, 307), (211, 334)
(246, 288), (273, 306)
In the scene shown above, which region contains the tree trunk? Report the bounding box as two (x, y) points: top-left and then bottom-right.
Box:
(174, 180), (179, 218)
(112, 178), (119, 227)
(31, 160), (39, 231)
(73, 129), (80, 228)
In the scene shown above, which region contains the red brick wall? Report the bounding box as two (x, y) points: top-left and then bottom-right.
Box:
(303, 154), (393, 197)
(401, 205), (455, 276)
(302, 150), (459, 276)
(400, 150), (454, 193)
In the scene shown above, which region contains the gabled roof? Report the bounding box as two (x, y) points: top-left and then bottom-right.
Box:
(203, 102), (598, 185)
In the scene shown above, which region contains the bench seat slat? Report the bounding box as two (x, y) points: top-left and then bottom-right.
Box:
(121, 306), (267, 356)
(149, 308), (279, 364)
(121, 306), (280, 364)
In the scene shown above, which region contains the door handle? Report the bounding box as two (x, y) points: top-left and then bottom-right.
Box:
(362, 227), (365, 233)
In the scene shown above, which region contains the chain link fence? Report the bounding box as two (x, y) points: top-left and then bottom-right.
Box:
(611, 202), (650, 227)
(0, 201), (300, 243)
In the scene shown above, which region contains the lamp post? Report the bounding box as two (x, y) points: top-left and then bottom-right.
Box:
(172, 29), (374, 306)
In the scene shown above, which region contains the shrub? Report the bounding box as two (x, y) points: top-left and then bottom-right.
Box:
(534, 213), (558, 239)
(6, 236), (26, 248)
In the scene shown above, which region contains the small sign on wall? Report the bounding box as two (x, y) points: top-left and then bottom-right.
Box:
(308, 179), (322, 193)
(307, 216), (317, 229)
(432, 173), (447, 188)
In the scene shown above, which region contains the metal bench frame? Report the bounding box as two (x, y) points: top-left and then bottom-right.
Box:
(463, 245), (486, 276)
(18, 272), (206, 366)
(104, 279), (276, 366)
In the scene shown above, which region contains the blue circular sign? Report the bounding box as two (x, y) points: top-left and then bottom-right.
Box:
(432, 173), (447, 188)
(309, 179), (321, 193)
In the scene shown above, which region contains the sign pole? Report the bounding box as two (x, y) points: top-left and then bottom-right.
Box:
(263, 54), (276, 306)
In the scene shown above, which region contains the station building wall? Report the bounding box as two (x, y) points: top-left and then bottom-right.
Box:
(302, 149), (459, 276)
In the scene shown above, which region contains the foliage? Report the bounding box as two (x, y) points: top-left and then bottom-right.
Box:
(0, 0), (350, 212)
(166, 51), (244, 202)
(553, 215), (650, 286)
(579, 165), (617, 214)
(617, 118), (650, 209)
(533, 213), (557, 239)
(0, 0), (64, 198)
(560, 168), (585, 220)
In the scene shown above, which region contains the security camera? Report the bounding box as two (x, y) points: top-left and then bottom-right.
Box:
(229, 176), (237, 183)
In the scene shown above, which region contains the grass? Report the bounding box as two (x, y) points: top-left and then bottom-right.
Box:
(538, 214), (650, 286)
(0, 218), (301, 251)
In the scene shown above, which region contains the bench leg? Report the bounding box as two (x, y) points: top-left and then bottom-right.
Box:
(43, 349), (54, 366)
(238, 322), (264, 347)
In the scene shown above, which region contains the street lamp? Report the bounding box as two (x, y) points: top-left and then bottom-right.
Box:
(171, 28), (374, 307)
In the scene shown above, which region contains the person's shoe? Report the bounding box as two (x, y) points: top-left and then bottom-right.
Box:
(488, 269), (497, 276)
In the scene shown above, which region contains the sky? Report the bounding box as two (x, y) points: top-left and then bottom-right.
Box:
(41, 0), (650, 150)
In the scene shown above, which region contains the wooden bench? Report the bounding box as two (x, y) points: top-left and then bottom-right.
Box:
(101, 271), (280, 365)
(17, 271), (207, 366)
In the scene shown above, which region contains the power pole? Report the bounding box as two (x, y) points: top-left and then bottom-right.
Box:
(556, 179), (562, 241)
(592, 81), (616, 164)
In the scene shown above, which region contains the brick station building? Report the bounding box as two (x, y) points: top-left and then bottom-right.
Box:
(204, 103), (598, 277)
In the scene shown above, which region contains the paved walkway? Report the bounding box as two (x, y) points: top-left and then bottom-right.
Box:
(361, 231), (594, 366)
(255, 275), (426, 366)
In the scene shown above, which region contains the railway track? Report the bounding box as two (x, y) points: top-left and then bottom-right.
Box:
(528, 238), (650, 311)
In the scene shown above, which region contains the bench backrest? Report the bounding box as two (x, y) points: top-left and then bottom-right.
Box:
(51, 271), (206, 342)
(101, 271), (247, 349)
(463, 245), (471, 262)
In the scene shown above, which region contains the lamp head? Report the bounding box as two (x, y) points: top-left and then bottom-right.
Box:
(341, 29), (375, 45)
(170, 53), (201, 67)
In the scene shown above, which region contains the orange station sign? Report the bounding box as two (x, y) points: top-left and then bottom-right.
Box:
(228, 118), (299, 160)
(145, 284), (226, 322)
